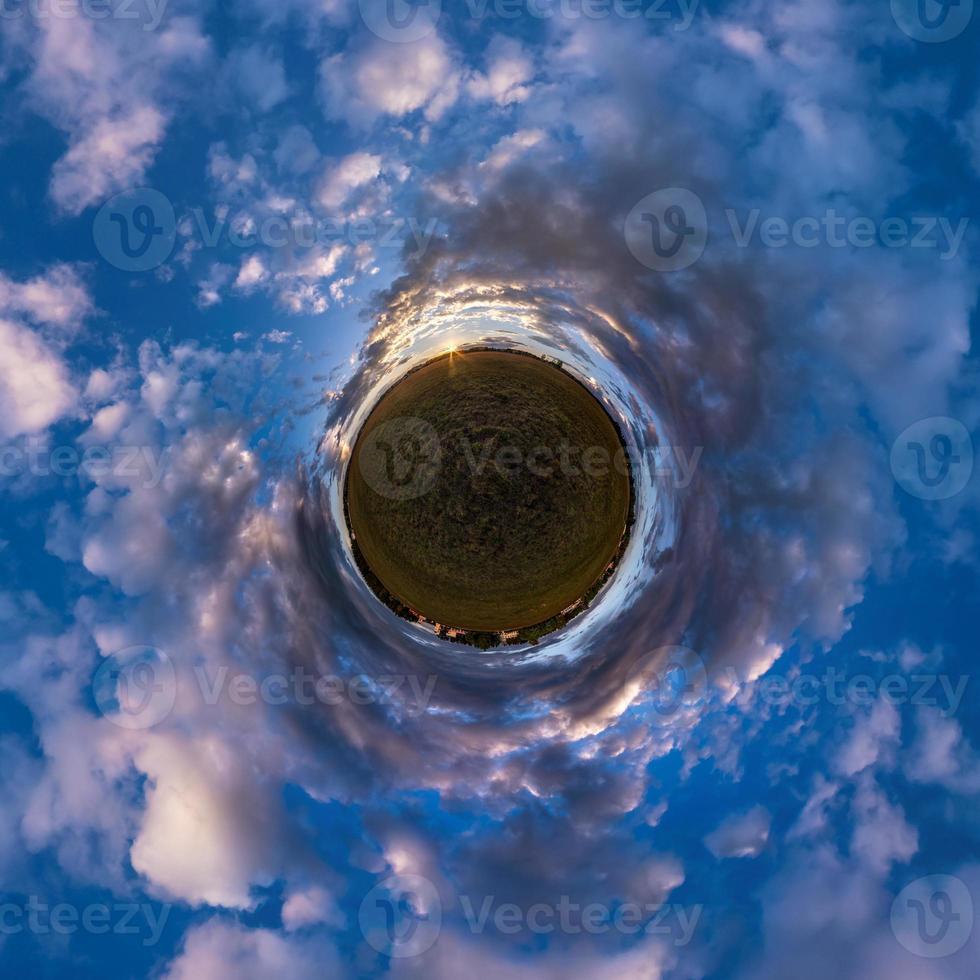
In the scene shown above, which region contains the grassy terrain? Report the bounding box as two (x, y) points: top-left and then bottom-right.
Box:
(345, 350), (632, 632)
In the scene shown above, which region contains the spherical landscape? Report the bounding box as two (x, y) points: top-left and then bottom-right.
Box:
(344, 349), (633, 645)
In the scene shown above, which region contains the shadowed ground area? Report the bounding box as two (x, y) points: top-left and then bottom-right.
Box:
(345, 349), (632, 632)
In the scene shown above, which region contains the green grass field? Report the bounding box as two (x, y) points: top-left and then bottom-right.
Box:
(345, 350), (632, 632)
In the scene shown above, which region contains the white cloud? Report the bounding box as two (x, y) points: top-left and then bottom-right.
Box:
(163, 921), (342, 980)
(0, 264), (93, 332)
(834, 699), (900, 778)
(704, 805), (771, 858)
(483, 129), (546, 171)
(905, 707), (980, 794)
(0, 318), (76, 439)
(468, 38), (534, 106)
(131, 734), (282, 909)
(50, 105), (166, 216)
(84, 402), (130, 442)
(281, 885), (344, 931)
(388, 929), (675, 980)
(787, 775), (840, 840)
(208, 144), (260, 191)
(0, 265), (91, 442)
(320, 34), (459, 125)
(197, 263), (235, 309)
(316, 152), (382, 210)
(84, 367), (123, 404)
(234, 255), (270, 292)
(717, 24), (768, 61)
(849, 776), (917, 875)
(22, 16), (210, 214)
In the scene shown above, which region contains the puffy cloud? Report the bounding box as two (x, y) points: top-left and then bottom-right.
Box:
(163, 921), (343, 980)
(320, 34), (459, 125)
(834, 699), (900, 778)
(234, 255), (270, 292)
(787, 775), (840, 840)
(281, 885), (344, 931)
(0, 259), (93, 439)
(316, 152), (383, 210)
(704, 805), (771, 858)
(745, 844), (888, 980)
(390, 930), (676, 980)
(0, 319), (77, 438)
(468, 37), (534, 106)
(50, 105), (166, 216)
(20, 15), (209, 213)
(905, 707), (980, 794)
(482, 129), (546, 171)
(849, 776), (917, 875)
(130, 734), (285, 908)
(0, 264), (93, 332)
(196, 263), (235, 309)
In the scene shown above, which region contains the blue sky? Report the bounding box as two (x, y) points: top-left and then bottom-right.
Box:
(1, 0), (979, 977)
